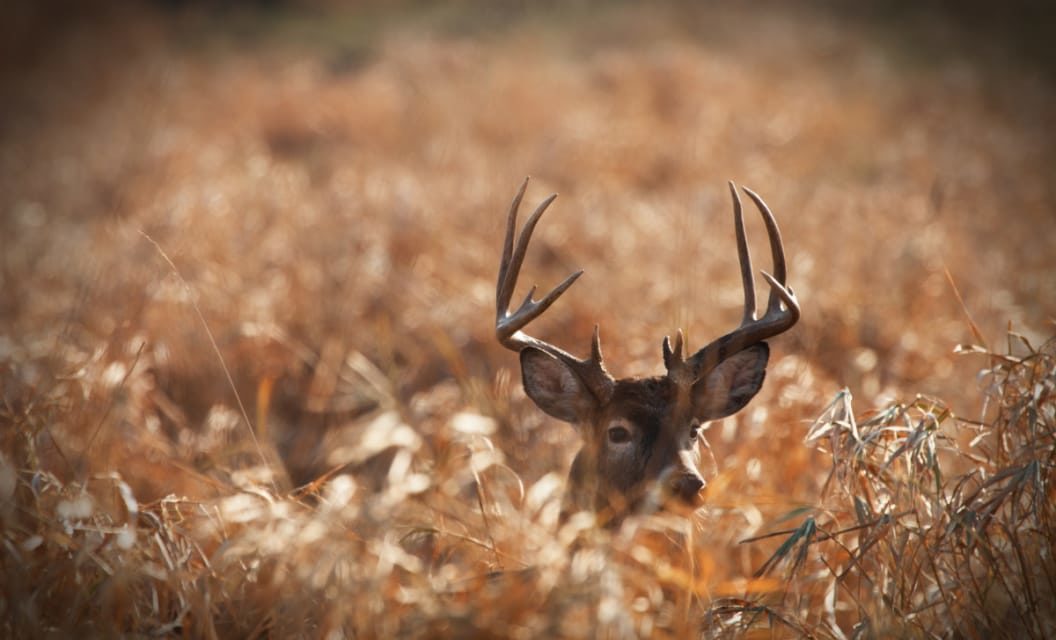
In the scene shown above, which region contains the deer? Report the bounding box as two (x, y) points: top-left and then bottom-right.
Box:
(495, 178), (799, 527)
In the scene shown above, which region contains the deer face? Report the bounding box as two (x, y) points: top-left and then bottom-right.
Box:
(495, 178), (798, 526)
(521, 342), (769, 522)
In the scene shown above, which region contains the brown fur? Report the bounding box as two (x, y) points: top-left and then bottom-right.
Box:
(522, 347), (768, 526)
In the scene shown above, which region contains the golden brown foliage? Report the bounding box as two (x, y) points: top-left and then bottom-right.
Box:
(1, 3), (1054, 637)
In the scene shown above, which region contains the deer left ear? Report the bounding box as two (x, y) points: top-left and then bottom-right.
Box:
(691, 343), (769, 421)
(520, 347), (598, 424)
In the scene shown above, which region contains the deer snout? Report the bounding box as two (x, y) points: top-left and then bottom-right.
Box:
(670, 473), (705, 503)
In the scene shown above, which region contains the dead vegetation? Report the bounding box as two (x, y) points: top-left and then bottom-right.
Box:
(1, 2), (1054, 637)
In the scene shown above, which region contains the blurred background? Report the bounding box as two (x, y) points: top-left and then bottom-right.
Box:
(2, 0), (1054, 514)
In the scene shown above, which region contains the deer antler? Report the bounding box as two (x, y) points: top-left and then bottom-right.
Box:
(665, 181), (800, 384)
(495, 178), (615, 403)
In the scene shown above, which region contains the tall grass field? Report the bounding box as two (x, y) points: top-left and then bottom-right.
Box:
(2, 2), (1054, 637)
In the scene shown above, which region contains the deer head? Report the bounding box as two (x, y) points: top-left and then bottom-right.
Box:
(495, 178), (799, 526)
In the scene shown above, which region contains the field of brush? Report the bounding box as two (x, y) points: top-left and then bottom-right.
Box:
(2, 2), (1054, 637)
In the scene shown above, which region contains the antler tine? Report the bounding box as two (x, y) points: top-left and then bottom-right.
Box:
(590, 324), (605, 363)
(729, 181), (757, 325)
(497, 182), (560, 322)
(681, 185), (800, 383)
(499, 270), (584, 349)
(760, 271), (799, 324)
(662, 329), (684, 367)
(664, 328), (700, 384)
(741, 186), (789, 316)
(496, 176), (529, 310)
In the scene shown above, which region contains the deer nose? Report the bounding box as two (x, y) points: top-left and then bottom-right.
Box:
(671, 474), (705, 502)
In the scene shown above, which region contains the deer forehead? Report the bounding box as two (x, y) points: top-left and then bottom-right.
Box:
(595, 377), (688, 433)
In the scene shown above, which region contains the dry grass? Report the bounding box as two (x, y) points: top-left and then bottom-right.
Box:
(2, 2), (1054, 637)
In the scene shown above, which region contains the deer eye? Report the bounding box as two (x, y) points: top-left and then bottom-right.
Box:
(689, 424), (701, 440)
(607, 425), (631, 444)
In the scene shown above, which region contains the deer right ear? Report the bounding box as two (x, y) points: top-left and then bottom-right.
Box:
(691, 343), (770, 421)
(520, 347), (598, 423)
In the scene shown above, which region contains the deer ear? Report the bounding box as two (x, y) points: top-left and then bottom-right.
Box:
(520, 347), (598, 423)
(691, 343), (769, 421)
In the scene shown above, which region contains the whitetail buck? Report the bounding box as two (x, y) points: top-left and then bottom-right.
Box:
(496, 178), (799, 525)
